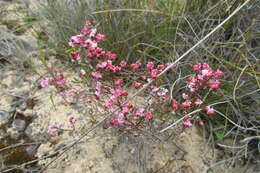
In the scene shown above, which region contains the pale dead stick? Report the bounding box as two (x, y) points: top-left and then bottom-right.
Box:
(39, 0), (252, 171)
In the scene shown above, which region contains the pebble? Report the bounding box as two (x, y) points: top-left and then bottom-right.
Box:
(0, 111), (12, 128)
(26, 144), (40, 156)
(7, 127), (20, 140)
(12, 119), (26, 132)
(25, 124), (33, 138)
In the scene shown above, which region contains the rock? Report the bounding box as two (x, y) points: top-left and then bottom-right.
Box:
(25, 124), (33, 138)
(12, 119), (26, 131)
(26, 144), (40, 156)
(0, 129), (8, 140)
(7, 127), (20, 140)
(0, 111), (12, 128)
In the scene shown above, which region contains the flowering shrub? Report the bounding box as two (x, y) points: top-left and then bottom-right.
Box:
(41, 21), (224, 136)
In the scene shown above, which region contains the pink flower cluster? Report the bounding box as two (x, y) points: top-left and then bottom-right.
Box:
(40, 72), (67, 89)
(169, 63), (224, 127)
(47, 116), (76, 136)
(187, 63), (224, 92)
(41, 21), (225, 135)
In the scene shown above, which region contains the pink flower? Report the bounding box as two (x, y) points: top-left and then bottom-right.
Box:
(85, 21), (91, 27)
(119, 61), (127, 68)
(81, 28), (90, 35)
(206, 80), (221, 90)
(134, 81), (142, 89)
(147, 99), (154, 105)
(47, 125), (58, 137)
(150, 69), (158, 78)
(213, 69), (224, 78)
(182, 93), (189, 100)
(157, 88), (168, 97)
(117, 113), (125, 124)
(122, 103), (133, 114)
(40, 78), (50, 88)
(54, 72), (63, 81)
(91, 72), (102, 79)
(107, 63), (117, 72)
(204, 106), (215, 115)
(202, 63), (211, 70)
(114, 79), (123, 88)
(83, 39), (97, 49)
(89, 28), (97, 37)
(130, 61), (142, 70)
(201, 69), (213, 78)
(55, 79), (67, 88)
(96, 61), (108, 69)
(186, 76), (197, 83)
(96, 33), (105, 41)
(157, 64), (165, 72)
(144, 110), (153, 120)
(96, 81), (102, 90)
(104, 98), (115, 109)
(152, 87), (159, 93)
(106, 51), (117, 60)
(188, 84), (196, 92)
(182, 119), (192, 127)
(197, 74), (205, 80)
(110, 113), (124, 126)
(95, 90), (101, 99)
(194, 98), (203, 106)
(134, 108), (145, 116)
(192, 63), (202, 71)
(70, 51), (81, 61)
(146, 61), (154, 70)
(181, 100), (192, 108)
(196, 63), (213, 79)
(68, 115), (76, 124)
(115, 66), (122, 72)
(69, 34), (84, 46)
(111, 89), (128, 98)
(80, 69), (86, 76)
(171, 99), (179, 110)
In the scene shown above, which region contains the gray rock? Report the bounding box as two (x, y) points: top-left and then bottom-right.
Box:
(12, 119), (26, 131)
(26, 144), (39, 156)
(0, 129), (7, 140)
(0, 111), (12, 128)
(7, 127), (20, 140)
(25, 124), (33, 138)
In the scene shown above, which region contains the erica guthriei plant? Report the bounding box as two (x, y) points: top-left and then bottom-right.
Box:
(40, 21), (224, 136)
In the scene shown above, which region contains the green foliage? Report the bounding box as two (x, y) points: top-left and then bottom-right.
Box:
(33, 0), (230, 63)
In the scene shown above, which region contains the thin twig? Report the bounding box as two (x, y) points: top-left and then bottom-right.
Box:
(215, 110), (259, 132)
